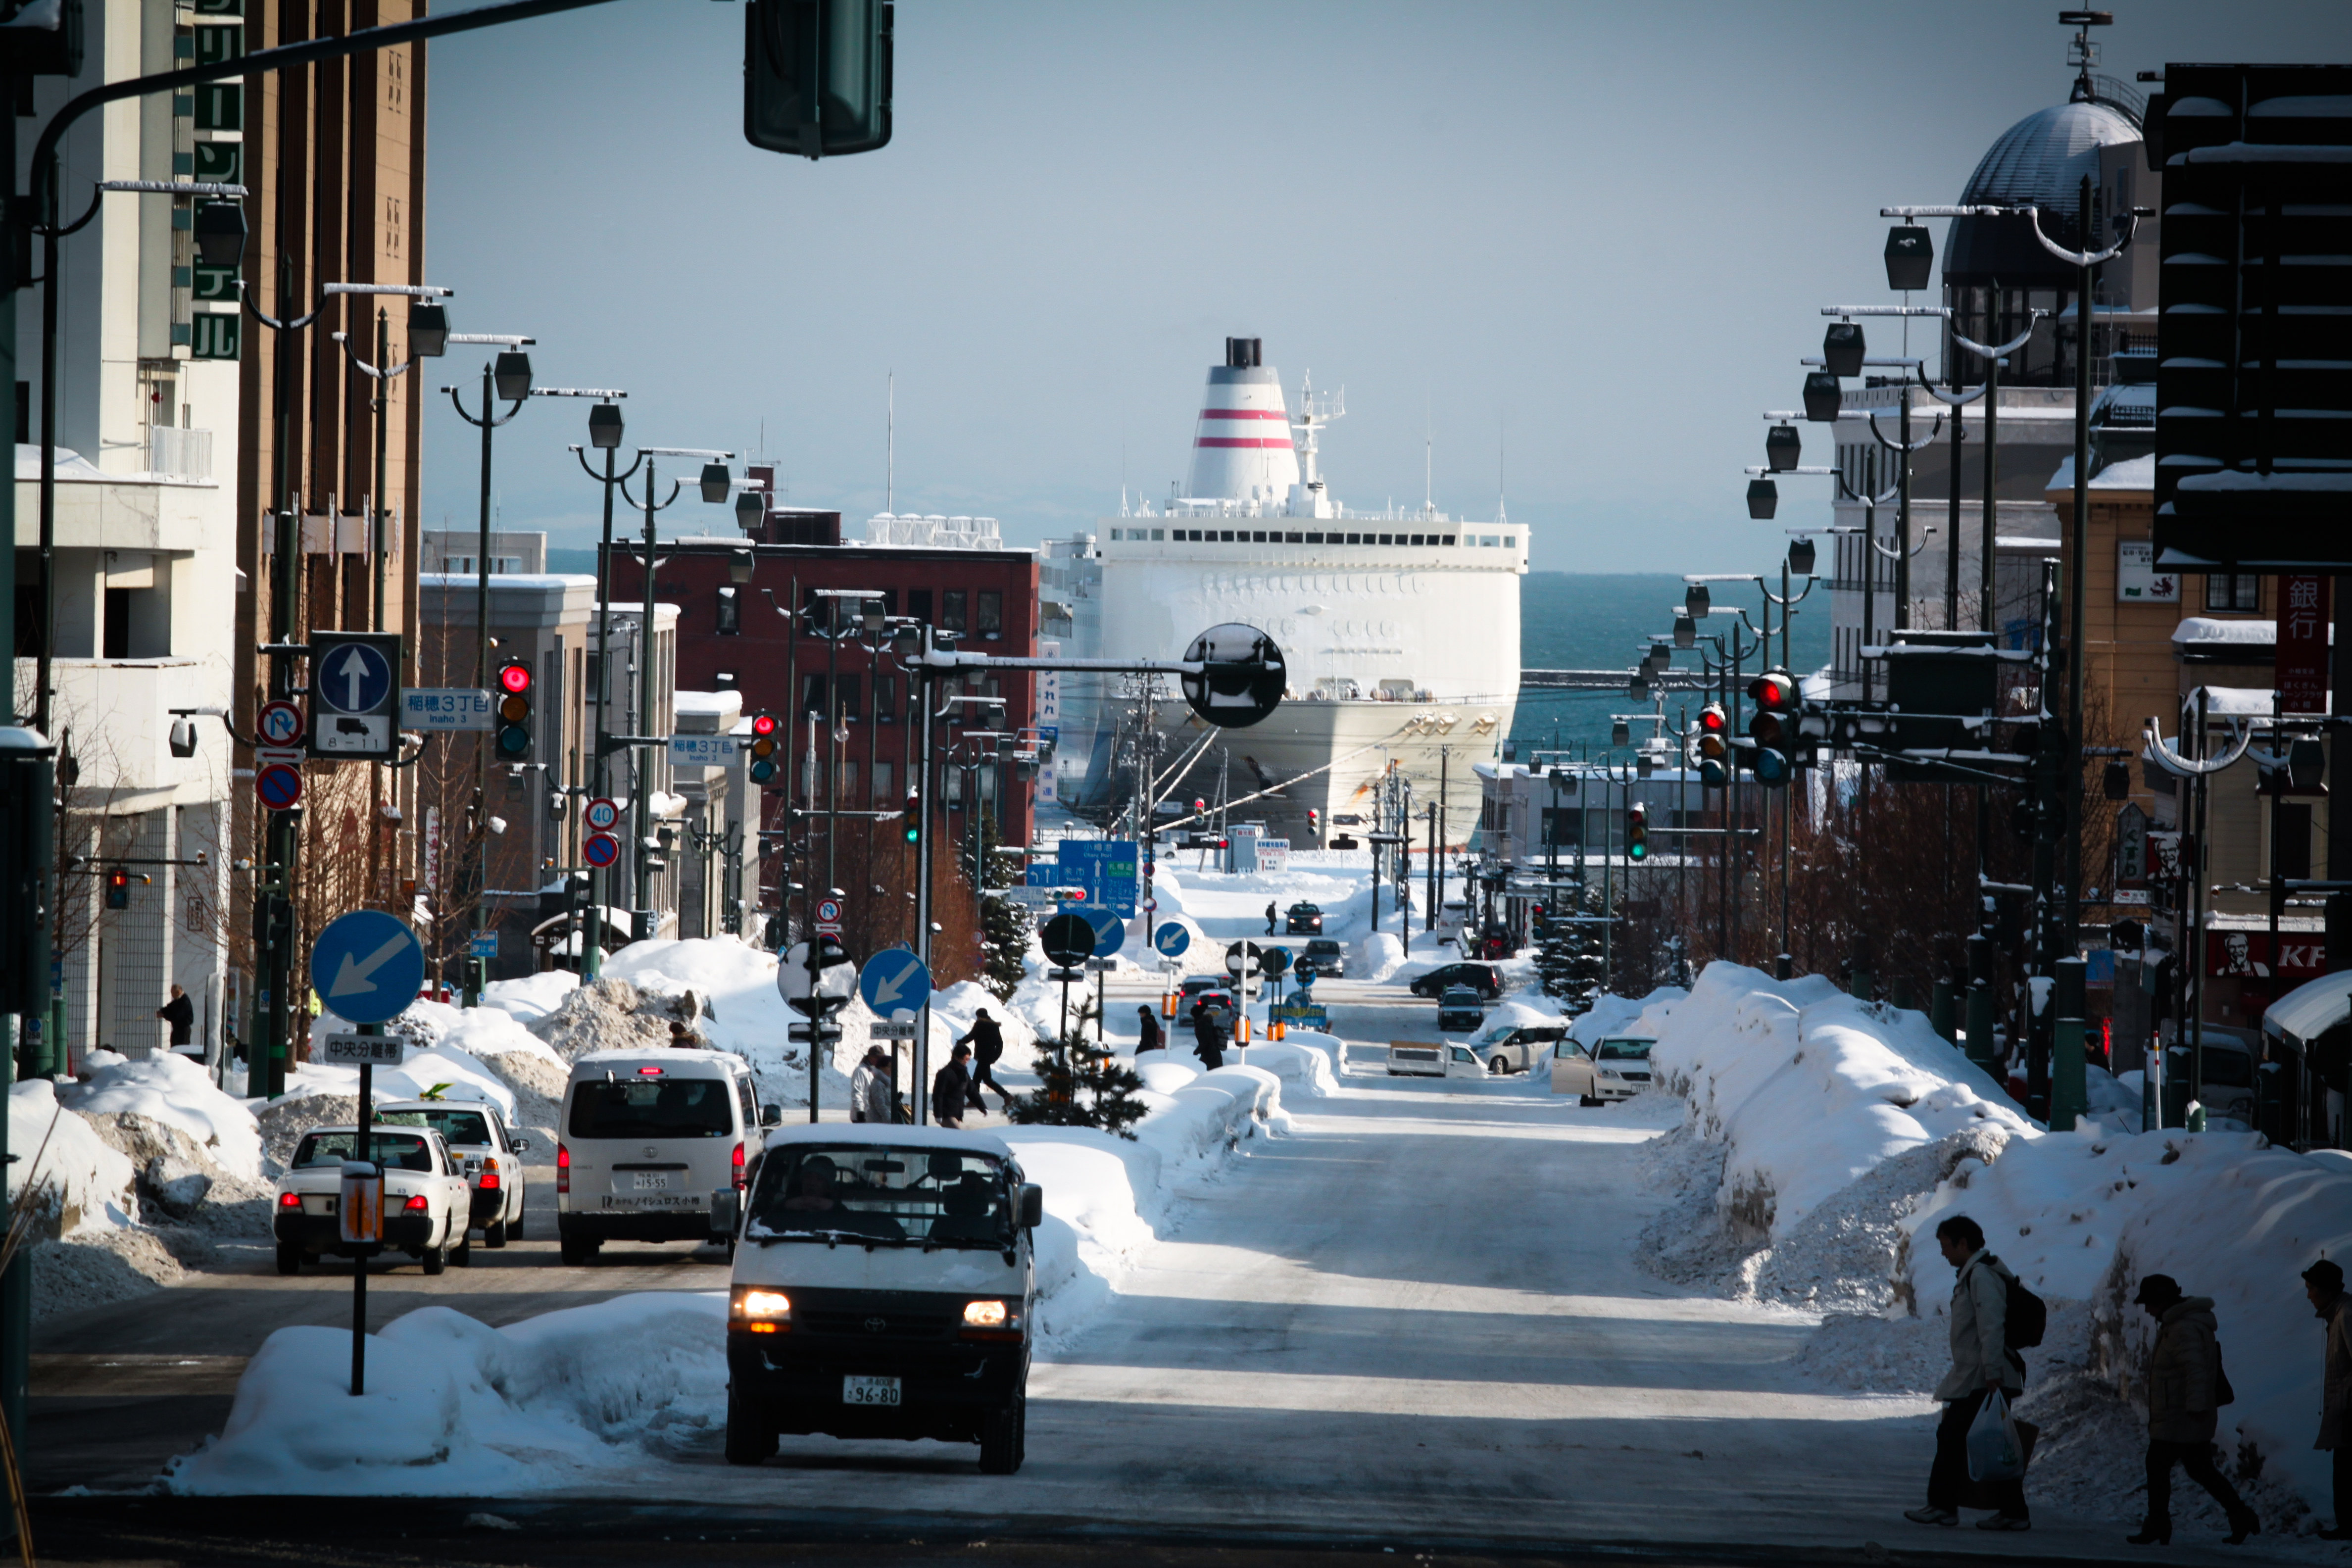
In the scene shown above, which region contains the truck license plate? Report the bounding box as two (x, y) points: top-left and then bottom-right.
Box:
(632, 1173), (669, 1191)
(842, 1375), (901, 1407)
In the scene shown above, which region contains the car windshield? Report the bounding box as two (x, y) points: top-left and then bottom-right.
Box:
(1308, 941), (1340, 954)
(568, 1077), (734, 1139)
(747, 1145), (1013, 1248)
(1479, 1024), (1518, 1044)
(1596, 1038), (1654, 1061)
(376, 1108), (492, 1146)
(291, 1131), (435, 1172)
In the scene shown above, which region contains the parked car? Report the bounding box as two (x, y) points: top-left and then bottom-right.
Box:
(273, 1124), (474, 1275)
(1284, 902), (1324, 935)
(558, 1048), (778, 1266)
(1296, 938), (1346, 979)
(375, 1099), (529, 1248)
(1386, 1042), (1486, 1078)
(1551, 1036), (1657, 1105)
(1473, 1022), (1567, 1075)
(1436, 986), (1487, 1031)
(715, 1126), (1043, 1473)
(1410, 962), (1502, 1000)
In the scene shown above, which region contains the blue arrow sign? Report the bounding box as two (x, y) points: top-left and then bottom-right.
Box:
(1082, 906), (1126, 959)
(316, 640), (392, 715)
(309, 909), (426, 1026)
(1153, 922), (1191, 958)
(857, 947), (931, 1020)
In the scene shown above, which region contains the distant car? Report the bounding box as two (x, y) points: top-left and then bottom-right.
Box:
(1386, 1042), (1486, 1078)
(1297, 938), (1346, 979)
(1551, 1036), (1657, 1105)
(1436, 986), (1487, 1031)
(1178, 976), (1227, 1003)
(273, 1124), (474, 1275)
(375, 1099), (530, 1248)
(1284, 902), (1324, 935)
(1473, 1022), (1567, 1075)
(1409, 962), (1502, 1000)
(1468, 923), (1514, 960)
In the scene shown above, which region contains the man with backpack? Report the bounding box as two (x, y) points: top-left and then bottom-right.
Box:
(954, 1008), (1016, 1118)
(1906, 1214), (2032, 1532)
(2129, 1274), (2258, 1545)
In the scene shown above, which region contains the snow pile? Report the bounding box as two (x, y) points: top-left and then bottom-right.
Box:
(1356, 931), (1407, 983)
(478, 969), (580, 1025)
(7, 1080), (137, 1237)
(1236, 1034), (1339, 1097)
(60, 1051), (263, 1181)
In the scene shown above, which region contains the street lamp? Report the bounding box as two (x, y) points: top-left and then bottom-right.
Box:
(563, 395), (637, 980)
(699, 460), (733, 504)
(1747, 479), (1778, 521)
(192, 200), (245, 267)
(1822, 320), (1866, 379)
(1764, 420), (1801, 472)
(327, 281), (456, 630)
(735, 488), (766, 533)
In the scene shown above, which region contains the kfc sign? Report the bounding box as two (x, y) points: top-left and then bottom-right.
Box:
(2206, 930), (2327, 981)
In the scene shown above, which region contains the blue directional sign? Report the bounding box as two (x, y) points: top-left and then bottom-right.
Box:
(1152, 922), (1191, 959)
(1083, 906), (1126, 959)
(315, 638), (393, 715)
(1058, 840), (1138, 916)
(309, 909), (426, 1026)
(858, 948), (931, 1020)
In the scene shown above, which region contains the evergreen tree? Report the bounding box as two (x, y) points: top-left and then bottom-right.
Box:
(963, 812), (1031, 1002)
(1535, 879), (1609, 1013)
(1007, 990), (1150, 1138)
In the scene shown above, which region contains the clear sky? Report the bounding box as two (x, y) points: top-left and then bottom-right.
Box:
(420, 0), (2349, 573)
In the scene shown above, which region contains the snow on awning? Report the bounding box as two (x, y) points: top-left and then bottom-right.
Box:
(2264, 969), (2352, 1046)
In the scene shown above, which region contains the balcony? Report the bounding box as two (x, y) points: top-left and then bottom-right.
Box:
(145, 425), (214, 482)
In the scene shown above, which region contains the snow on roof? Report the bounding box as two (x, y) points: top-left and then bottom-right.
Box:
(2184, 685), (2289, 717)
(2177, 470), (2352, 494)
(13, 443), (105, 481)
(2171, 617), (2332, 647)
(674, 690), (742, 717)
(2264, 970), (2352, 1044)
(416, 573), (598, 590)
(2046, 452), (2157, 494)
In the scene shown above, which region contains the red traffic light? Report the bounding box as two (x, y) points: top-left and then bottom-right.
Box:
(498, 663), (533, 695)
(1748, 671), (1797, 712)
(1699, 704), (1727, 734)
(751, 712), (778, 737)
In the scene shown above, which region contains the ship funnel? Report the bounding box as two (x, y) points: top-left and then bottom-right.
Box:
(1187, 336), (1299, 503)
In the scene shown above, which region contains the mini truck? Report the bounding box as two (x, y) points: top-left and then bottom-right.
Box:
(714, 1125), (1044, 1474)
(273, 1124), (474, 1274)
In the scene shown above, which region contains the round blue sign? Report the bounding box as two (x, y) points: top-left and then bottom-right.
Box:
(316, 640), (393, 715)
(1152, 921), (1191, 958)
(858, 948), (932, 1019)
(1082, 906), (1126, 959)
(310, 909), (427, 1026)
(583, 832), (621, 868)
(255, 763), (303, 811)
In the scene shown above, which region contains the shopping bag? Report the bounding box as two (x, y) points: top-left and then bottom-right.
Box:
(1966, 1389), (2027, 1482)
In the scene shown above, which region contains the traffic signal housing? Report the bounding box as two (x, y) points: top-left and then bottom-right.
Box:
(106, 866), (130, 909)
(1746, 670), (1799, 786)
(1694, 704), (1729, 788)
(495, 659), (533, 760)
(1626, 803), (1649, 861)
(743, 0), (893, 160)
(903, 788), (921, 843)
(748, 711), (781, 784)
(1305, 808), (1320, 840)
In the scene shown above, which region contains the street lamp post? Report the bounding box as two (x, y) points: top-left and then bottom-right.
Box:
(565, 400), (635, 979)
(327, 285), (453, 630)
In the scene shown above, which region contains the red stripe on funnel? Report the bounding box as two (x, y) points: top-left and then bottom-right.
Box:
(1194, 438), (1296, 449)
(1199, 409), (1289, 420)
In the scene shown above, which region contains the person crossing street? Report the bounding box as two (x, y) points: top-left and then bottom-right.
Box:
(955, 1007), (1016, 1117)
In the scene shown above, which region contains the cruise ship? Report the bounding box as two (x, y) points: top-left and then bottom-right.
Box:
(1053, 338), (1525, 847)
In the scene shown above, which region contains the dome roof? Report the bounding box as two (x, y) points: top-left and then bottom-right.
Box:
(1946, 99), (2140, 284)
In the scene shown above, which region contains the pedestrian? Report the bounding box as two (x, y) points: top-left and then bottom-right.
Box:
(1265, 900), (1277, 935)
(2128, 1273), (2258, 1545)
(932, 1044), (973, 1130)
(1905, 1214), (2031, 1532)
(668, 1019), (699, 1048)
(955, 1008), (1015, 1116)
(1136, 1005), (1164, 1055)
(1192, 1007), (1226, 1072)
(156, 983), (196, 1059)
(849, 1046), (892, 1124)
(2308, 1258), (2352, 1539)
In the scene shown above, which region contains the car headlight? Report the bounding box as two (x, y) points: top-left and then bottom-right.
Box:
(731, 1287), (791, 1333)
(961, 1298), (1023, 1337)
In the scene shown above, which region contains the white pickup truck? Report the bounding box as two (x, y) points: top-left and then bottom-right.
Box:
(1386, 1041), (1485, 1078)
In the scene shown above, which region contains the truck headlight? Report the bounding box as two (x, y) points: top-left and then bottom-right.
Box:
(731, 1287), (791, 1333)
(961, 1299), (1022, 1338)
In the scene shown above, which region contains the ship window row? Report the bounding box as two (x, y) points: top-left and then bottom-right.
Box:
(1106, 527), (1515, 548)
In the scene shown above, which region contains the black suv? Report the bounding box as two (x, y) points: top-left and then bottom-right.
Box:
(1408, 962), (1502, 1000)
(1284, 902), (1324, 934)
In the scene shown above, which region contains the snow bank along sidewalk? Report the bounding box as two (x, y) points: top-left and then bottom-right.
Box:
(164, 1052), (1298, 1494)
(1632, 962), (2352, 1533)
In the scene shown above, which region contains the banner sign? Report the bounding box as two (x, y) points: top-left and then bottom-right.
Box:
(2278, 574), (2330, 714)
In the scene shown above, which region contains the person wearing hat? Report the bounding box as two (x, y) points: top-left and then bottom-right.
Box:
(1136, 1005), (1164, 1056)
(2128, 1274), (2257, 1545)
(2308, 1258), (2352, 1539)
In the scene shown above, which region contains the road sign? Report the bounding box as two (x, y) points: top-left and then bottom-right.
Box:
(256, 700), (304, 747)
(871, 1020), (918, 1041)
(400, 688), (494, 732)
(583, 832), (622, 869)
(999, 886), (1075, 908)
(786, 1021), (845, 1044)
(309, 909), (427, 1026)
(1080, 907), (1125, 958)
(1262, 945), (1293, 978)
(778, 938), (856, 1015)
(584, 797), (621, 832)
(308, 631), (403, 759)
(1181, 622), (1286, 731)
(815, 897), (843, 925)
(1056, 840), (1138, 915)
(316, 637), (393, 714)
(1153, 922), (1191, 959)
(255, 762), (303, 811)
(1040, 912), (1094, 968)
(1225, 940), (1264, 977)
(468, 931), (499, 959)
(1083, 957), (1117, 972)
(857, 948), (931, 1019)
(668, 734), (741, 767)
(1141, 896), (1159, 914)
(318, 1031), (404, 1066)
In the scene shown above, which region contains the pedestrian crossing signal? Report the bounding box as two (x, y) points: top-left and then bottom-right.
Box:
(748, 711), (780, 784)
(495, 660), (533, 760)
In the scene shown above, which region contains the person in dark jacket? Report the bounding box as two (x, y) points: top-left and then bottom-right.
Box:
(2309, 1258), (2352, 1539)
(2129, 1274), (2258, 1545)
(1192, 1008), (1226, 1072)
(1265, 901), (1277, 935)
(1136, 1006), (1164, 1055)
(1906, 1214), (2030, 1532)
(157, 984), (196, 1058)
(931, 1044), (973, 1129)
(955, 1009), (1014, 1116)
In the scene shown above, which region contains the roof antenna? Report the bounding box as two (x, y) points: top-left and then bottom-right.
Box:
(2061, 9), (2112, 105)
(1424, 394), (1433, 517)
(885, 370), (894, 515)
(1497, 413), (1508, 526)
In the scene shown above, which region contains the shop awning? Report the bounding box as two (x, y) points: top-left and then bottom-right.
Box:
(2263, 970), (2352, 1046)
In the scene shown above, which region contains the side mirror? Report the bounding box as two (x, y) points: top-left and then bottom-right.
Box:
(1018, 1182), (1043, 1230)
(511, 1137), (531, 1153)
(710, 1188), (741, 1240)
(760, 1104), (783, 1128)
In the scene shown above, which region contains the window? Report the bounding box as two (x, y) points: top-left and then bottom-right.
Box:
(103, 587), (132, 658)
(977, 590), (1002, 637)
(802, 674), (827, 716)
(832, 674), (859, 718)
(568, 1078), (735, 1138)
(2278, 802), (2314, 882)
(2206, 574), (2260, 612)
(874, 674), (897, 722)
(873, 760), (893, 800)
(1541, 807), (1580, 847)
(715, 586), (740, 635)
(1252, 530), (1268, 542)
(1150, 528), (1164, 540)
(907, 589), (933, 624)
(943, 590), (968, 632)
(1286, 532), (1303, 543)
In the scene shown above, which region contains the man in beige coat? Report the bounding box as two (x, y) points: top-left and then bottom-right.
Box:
(2308, 1258), (2352, 1540)
(1906, 1214), (2029, 1531)
(2128, 1274), (2256, 1545)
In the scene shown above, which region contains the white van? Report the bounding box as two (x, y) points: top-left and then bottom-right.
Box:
(1386, 1042), (1485, 1078)
(713, 1125), (1043, 1473)
(557, 1049), (779, 1265)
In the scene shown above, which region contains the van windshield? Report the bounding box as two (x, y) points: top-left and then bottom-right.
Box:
(377, 1108), (492, 1147)
(746, 1145), (1011, 1248)
(292, 1131), (434, 1172)
(568, 1078), (734, 1139)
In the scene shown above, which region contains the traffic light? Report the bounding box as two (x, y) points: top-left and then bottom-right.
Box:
(1694, 704), (1729, 788)
(748, 711), (781, 784)
(1746, 670), (1798, 786)
(106, 866), (130, 909)
(1626, 803), (1649, 861)
(903, 788), (921, 843)
(743, 0), (893, 160)
(495, 659), (533, 760)
(1305, 808), (1320, 839)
